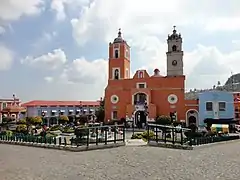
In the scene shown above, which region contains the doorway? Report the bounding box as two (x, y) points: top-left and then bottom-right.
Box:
(135, 111), (147, 128)
(188, 116), (196, 124)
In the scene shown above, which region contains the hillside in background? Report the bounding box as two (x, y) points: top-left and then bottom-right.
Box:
(185, 73), (240, 100)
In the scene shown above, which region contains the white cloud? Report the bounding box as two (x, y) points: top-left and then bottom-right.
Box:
(51, 0), (90, 21)
(0, 44), (14, 70)
(0, 0), (44, 21)
(61, 57), (107, 85)
(32, 31), (57, 48)
(71, 0), (240, 46)
(21, 49), (67, 70)
(0, 26), (5, 34)
(44, 76), (54, 83)
(68, 0), (240, 92)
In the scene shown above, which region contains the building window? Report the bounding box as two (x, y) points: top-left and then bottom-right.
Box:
(206, 102), (213, 111)
(219, 102), (226, 111)
(138, 71), (144, 78)
(2, 102), (7, 109)
(114, 49), (119, 58)
(112, 111), (118, 120)
(125, 48), (129, 58)
(137, 83), (146, 89)
(38, 110), (41, 116)
(172, 45), (177, 51)
(114, 69), (119, 80)
(126, 69), (129, 78)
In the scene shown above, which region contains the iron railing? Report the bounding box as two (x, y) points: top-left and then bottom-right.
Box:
(147, 123), (190, 145)
(0, 125), (125, 147)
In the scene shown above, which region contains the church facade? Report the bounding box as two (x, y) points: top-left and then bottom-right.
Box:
(104, 27), (198, 125)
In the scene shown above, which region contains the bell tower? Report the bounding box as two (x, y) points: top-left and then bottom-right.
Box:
(108, 28), (130, 80)
(166, 26), (184, 76)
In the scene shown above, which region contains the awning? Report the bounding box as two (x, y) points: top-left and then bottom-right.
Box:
(204, 118), (236, 124)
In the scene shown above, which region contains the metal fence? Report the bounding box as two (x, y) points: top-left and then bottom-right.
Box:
(147, 123), (240, 146)
(0, 125), (125, 147)
(147, 123), (190, 145)
(187, 135), (240, 146)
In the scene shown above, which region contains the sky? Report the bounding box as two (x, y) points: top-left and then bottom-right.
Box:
(0, 0), (240, 102)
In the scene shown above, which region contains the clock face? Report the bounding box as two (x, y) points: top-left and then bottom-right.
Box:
(172, 60), (177, 66)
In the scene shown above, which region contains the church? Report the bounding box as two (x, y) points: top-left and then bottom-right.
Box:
(104, 27), (198, 126)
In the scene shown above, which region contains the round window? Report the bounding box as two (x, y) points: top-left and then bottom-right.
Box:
(167, 94), (178, 104)
(111, 95), (119, 104)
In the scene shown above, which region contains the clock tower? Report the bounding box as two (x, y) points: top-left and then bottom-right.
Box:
(166, 26), (184, 76)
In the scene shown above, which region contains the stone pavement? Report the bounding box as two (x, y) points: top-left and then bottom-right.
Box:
(0, 140), (240, 180)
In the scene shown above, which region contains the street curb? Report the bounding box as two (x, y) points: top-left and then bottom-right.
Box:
(0, 140), (125, 152)
(148, 141), (193, 150)
(192, 139), (240, 150)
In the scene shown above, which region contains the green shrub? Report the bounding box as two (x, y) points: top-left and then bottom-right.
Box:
(131, 133), (143, 139)
(142, 130), (154, 139)
(59, 115), (69, 122)
(156, 115), (171, 125)
(50, 125), (61, 131)
(28, 116), (42, 125)
(62, 126), (74, 133)
(131, 131), (155, 140)
(16, 124), (27, 133)
(6, 130), (13, 137)
(18, 119), (27, 124)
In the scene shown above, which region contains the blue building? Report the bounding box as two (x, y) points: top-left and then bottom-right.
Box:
(198, 91), (234, 126)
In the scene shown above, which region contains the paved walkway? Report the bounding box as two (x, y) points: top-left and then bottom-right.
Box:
(0, 141), (240, 180)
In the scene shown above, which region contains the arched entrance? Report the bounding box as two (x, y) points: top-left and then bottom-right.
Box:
(186, 109), (199, 126)
(134, 111), (147, 128)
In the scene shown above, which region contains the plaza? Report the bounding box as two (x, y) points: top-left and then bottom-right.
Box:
(0, 141), (240, 180)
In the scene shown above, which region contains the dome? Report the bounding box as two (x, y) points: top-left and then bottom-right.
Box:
(154, 68), (160, 73)
(153, 68), (161, 76)
(168, 26), (181, 40)
(113, 28), (124, 43)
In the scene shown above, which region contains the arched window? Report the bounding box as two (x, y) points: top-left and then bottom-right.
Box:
(138, 71), (143, 78)
(114, 69), (119, 80)
(115, 49), (119, 58)
(172, 45), (177, 52)
(134, 93), (147, 105)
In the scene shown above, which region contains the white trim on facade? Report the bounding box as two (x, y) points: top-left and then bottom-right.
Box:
(185, 109), (199, 126)
(112, 67), (121, 80)
(131, 92), (149, 105)
(136, 82), (147, 89)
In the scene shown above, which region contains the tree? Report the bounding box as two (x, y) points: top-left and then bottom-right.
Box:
(59, 115), (69, 122)
(28, 116), (42, 125)
(16, 124), (27, 134)
(95, 98), (105, 122)
(18, 118), (27, 124)
(155, 115), (171, 125)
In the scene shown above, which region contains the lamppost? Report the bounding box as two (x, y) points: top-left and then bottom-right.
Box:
(58, 110), (61, 125)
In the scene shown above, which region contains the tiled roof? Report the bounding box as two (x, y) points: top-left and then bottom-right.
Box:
(1, 106), (26, 113)
(21, 100), (100, 107)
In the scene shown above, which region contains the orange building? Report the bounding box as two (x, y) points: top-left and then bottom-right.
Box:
(104, 27), (198, 126)
(233, 92), (240, 124)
